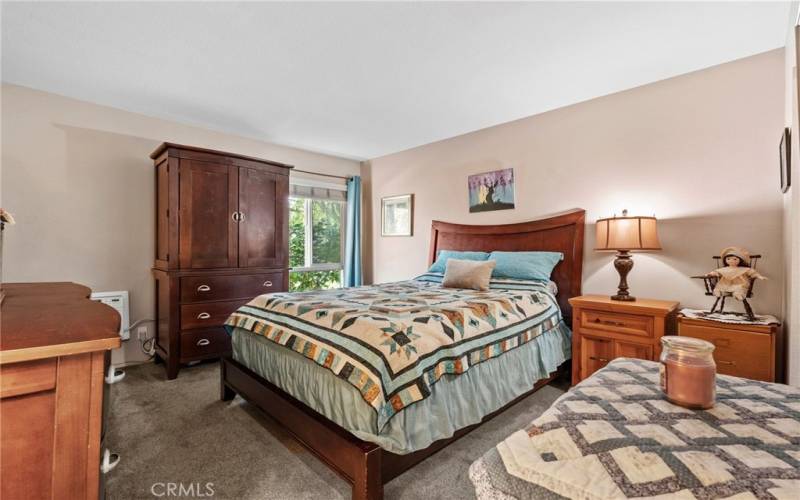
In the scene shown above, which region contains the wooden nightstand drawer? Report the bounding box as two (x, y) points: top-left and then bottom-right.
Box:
(569, 295), (679, 385)
(580, 335), (614, 378)
(614, 340), (653, 360)
(580, 309), (653, 338)
(679, 322), (773, 381)
(580, 336), (654, 382)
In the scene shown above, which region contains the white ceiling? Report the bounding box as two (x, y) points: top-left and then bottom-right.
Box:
(1, 2), (790, 160)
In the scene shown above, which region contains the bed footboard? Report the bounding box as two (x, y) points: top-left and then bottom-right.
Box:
(221, 356), (385, 499)
(220, 356), (565, 500)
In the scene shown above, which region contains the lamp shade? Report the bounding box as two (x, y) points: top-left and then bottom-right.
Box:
(595, 210), (661, 251)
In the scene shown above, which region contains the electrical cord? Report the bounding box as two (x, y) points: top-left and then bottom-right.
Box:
(104, 319), (158, 385)
(141, 335), (156, 357)
(123, 318), (155, 334)
(121, 318), (157, 358)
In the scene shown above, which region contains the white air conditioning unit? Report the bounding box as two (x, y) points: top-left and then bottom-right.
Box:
(90, 291), (130, 340)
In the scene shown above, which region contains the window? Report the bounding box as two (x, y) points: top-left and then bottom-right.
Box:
(289, 196), (345, 291)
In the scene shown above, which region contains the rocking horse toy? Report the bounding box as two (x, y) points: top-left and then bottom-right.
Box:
(692, 247), (766, 321)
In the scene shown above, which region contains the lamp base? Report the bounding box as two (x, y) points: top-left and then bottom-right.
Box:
(611, 250), (636, 301)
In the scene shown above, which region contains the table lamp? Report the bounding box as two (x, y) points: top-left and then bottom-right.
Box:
(595, 209), (661, 301)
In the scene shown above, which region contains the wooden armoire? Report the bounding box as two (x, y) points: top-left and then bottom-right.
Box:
(151, 143), (291, 379)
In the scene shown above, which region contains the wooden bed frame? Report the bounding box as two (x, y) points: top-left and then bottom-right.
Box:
(220, 208), (585, 500)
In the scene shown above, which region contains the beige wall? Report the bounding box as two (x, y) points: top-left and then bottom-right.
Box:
(365, 50), (785, 328)
(0, 50), (788, 373)
(784, 5), (800, 386)
(0, 84), (360, 366)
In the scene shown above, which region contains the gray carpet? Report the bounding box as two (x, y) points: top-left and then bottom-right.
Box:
(106, 361), (566, 499)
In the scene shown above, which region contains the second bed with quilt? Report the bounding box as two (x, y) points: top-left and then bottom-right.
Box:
(470, 358), (800, 499)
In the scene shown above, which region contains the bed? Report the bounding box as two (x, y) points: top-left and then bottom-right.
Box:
(220, 208), (585, 500)
(470, 357), (800, 499)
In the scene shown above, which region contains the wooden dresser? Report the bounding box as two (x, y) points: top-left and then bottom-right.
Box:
(569, 295), (679, 384)
(678, 316), (783, 382)
(0, 282), (121, 500)
(152, 143), (292, 379)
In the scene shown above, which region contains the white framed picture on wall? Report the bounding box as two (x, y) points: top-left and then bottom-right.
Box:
(381, 194), (413, 236)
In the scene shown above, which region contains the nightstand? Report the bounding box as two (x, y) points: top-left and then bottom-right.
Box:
(678, 316), (783, 382)
(569, 295), (679, 385)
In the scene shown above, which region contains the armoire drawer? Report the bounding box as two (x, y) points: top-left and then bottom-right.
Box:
(180, 328), (231, 361)
(180, 300), (248, 330)
(180, 273), (284, 303)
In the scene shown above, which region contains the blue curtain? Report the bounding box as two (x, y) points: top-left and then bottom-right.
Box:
(344, 176), (362, 287)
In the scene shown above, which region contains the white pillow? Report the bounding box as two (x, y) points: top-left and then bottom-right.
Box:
(442, 259), (496, 291)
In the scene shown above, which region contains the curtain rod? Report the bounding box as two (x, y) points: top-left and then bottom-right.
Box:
(292, 168), (352, 181)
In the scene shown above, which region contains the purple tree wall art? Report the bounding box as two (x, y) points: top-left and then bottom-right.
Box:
(468, 168), (515, 213)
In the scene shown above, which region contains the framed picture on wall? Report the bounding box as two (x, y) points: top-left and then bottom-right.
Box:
(468, 168), (515, 213)
(381, 194), (413, 236)
(780, 127), (791, 193)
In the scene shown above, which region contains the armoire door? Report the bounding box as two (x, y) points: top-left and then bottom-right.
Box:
(238, 167), (288, 268)
(179, 160), (238, 269)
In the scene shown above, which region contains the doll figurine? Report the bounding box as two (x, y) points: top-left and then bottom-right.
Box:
(704, 246), (766, 320)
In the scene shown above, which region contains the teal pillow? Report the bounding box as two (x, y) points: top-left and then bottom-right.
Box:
(428, 251), (490, 273)
(489, 251), (563, 281)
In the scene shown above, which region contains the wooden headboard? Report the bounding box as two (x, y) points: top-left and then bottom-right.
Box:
(428, 208), (585, 321)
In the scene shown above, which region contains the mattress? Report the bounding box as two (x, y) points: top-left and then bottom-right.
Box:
(470, 358), (800, 499)
(226, 275), (571, 454)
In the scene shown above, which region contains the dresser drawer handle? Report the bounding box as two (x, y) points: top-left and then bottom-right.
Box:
(263, 281), (273, 287)
(595, 318), (625, 327)
(197, 285), (211, 292)
(197, 312), (211, 320)
(589, 356), (609, 362)
(718, 360), (735, 366)
(196, 338), (211, 347)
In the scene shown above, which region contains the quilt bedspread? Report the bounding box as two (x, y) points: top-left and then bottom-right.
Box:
(225, 276), (565, 430)
(470, 358), (800, 499)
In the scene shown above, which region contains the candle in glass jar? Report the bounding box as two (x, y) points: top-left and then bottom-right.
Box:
(660, 336), (716, 409)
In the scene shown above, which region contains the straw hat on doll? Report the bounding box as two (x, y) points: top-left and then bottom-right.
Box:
(720, 246), (751, 267)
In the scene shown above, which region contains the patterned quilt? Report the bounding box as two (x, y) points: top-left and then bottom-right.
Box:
(225, 274), (567, 430)
(470, 358), (800, 500)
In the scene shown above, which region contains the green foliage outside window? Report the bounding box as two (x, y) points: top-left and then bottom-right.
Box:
(289, 196), (344, 292)
(289, 198), (306, 268)
(312, 201), (342, 264)
(289, 270), (342, 292)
